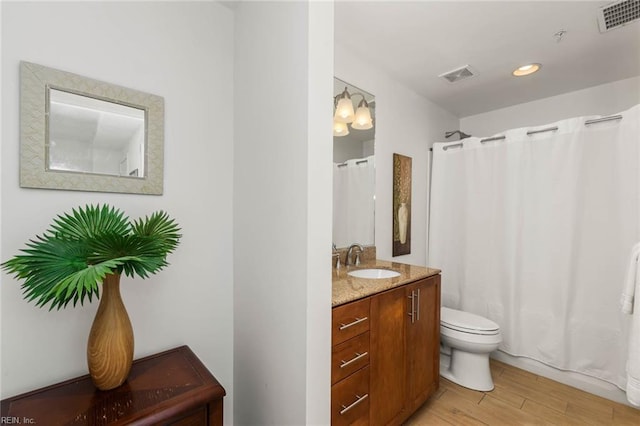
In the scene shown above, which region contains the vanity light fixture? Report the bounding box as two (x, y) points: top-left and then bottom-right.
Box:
(333, 87), (374, 136)
(512, 63), (542, 77)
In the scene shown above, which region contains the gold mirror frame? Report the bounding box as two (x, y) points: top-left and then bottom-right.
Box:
(20, 61), (164, 195)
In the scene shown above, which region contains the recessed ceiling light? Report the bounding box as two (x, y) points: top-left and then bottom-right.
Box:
(512, 63), (541, 77)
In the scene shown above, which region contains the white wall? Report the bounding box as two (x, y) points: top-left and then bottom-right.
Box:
(233, 1), (332, 424)
(335, 45), (459, 266)
(92, 146), (121, 176)
(305, 3), (334, 423)
(1, 2), (235, 422)
(49, 139), (93, 173)
(461, 76), (640, 136)
(0, 0), (4, 400)
(126, 126), (145, 177)
(333, 138), (373, 163)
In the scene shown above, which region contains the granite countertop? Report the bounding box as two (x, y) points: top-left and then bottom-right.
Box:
(332, 259), (441, 307)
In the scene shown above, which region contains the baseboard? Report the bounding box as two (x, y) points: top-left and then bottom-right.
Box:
(491, 350), (632, 407)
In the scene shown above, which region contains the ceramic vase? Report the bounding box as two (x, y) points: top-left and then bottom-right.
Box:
(398, 202), (408, 244)
(87, 273), (134, 391)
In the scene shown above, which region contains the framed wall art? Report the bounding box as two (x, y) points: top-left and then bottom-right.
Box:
(393, 153), (411, 256)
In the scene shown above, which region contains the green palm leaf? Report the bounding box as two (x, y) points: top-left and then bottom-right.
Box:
(1, 204), (181, 310)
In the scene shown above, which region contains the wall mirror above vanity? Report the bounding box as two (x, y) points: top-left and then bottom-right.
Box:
(333, 77), (375, 248)
(20, 61), (164, 195)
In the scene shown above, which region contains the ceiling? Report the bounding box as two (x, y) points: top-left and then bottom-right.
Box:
(334, 0), (640, 117)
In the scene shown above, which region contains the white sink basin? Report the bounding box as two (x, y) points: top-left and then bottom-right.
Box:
(348, 268), (401, 279)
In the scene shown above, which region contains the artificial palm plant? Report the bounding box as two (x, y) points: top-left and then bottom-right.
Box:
(2, 204), (181, 390)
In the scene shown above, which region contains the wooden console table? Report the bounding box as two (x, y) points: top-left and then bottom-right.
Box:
(1, 345), (226, 425)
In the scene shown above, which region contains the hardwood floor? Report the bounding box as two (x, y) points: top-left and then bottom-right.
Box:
(405, 359), (640, 425)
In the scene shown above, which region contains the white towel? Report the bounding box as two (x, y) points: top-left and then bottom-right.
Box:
(623, 242), (640, 406)
(621, 243), (640, 314)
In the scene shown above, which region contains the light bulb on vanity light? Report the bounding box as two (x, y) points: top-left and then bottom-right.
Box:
(351, 99), (373, 130)
(334, 87), (355, 123)
(333, 120), (350, 137)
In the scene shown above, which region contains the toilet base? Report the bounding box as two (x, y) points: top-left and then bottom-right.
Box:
(440, 348), (495, 392)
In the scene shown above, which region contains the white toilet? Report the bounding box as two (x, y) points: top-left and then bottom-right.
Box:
(439, 307), (502, 391)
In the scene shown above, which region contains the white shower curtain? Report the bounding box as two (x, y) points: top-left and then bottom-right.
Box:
(428, 104), (640, 388)
(333, 155), (375, 248)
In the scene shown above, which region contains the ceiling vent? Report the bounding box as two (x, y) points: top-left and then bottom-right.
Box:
(439, 65), (476, 83)
(597, 0), (640, 32)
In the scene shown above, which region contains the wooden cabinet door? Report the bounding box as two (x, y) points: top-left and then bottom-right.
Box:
(405, 276), (441, 413)
(369, 286), (407, 426)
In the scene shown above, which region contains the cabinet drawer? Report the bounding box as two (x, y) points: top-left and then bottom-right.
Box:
(332, 298), (370, 346)
(331, 366), (369, 426)
(332, 332), (370, 385)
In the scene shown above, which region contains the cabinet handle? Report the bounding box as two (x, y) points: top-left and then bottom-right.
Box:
(340, 393), (369, 415)
(408, 292), (415, 324)
(416, 288), (421, 321)
(339, 317), (368, 330)
(340, 351), (368, 368)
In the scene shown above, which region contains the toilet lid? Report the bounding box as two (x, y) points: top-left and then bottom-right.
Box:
(441, 307), (500, 335)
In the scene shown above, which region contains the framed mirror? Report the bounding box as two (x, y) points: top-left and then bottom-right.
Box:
(333, 78), (375, 248)
(20, 61), (164, 194)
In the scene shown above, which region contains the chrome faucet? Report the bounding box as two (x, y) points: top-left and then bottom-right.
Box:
(332, 243), (341, 269)
(346, 243), (364, 267)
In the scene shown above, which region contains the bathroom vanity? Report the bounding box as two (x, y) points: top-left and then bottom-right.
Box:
(332, 260), (441, 425)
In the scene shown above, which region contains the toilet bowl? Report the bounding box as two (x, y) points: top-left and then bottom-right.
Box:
(440, 307), (502, 391)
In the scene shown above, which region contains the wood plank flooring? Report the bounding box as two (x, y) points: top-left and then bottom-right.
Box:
(405, 359), (640, 425)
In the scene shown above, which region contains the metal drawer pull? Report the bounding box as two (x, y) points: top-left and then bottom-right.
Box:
(340, 393), (369, 415)
(408, 292), (415, 323)
(340, 352), (368, 368)
(416, 288), (420, 321)
(339, 316), (368, 330)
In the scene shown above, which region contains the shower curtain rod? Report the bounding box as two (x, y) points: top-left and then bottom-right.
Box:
(527, 126), (558, 136)
(428, 114), (625, 151)
(443, 143), (463, 151)
(585, 114), (622, 125)
(481, 136), (506, 143)
(337, 159), (369, 167)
